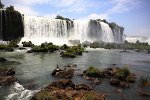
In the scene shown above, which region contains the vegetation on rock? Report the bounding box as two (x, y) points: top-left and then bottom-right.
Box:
(115, 67), (130, 80)
(22, 41), (34, 47)
(60, 44), (84, 58)
(84, 66), (101, 78)
(29, 42), (59, 53)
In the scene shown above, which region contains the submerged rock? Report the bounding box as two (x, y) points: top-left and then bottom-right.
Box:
(110, 78), (120, 86)
(0, 57), (7, 62)
(93, 78), (101, 85)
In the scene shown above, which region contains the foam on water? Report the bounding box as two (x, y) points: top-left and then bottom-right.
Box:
(5, 82), (39, 100)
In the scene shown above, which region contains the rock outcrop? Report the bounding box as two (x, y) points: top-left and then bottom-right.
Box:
(32, 79), (105, 100)
(0, 68), (17, 86)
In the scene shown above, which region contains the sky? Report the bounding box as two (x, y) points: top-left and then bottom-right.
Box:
(2, 0), (150, 37)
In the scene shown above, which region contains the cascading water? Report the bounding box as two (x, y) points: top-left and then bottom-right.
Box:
(5, 82), (38, 100)
(21, 16), (124, 45)
(100, 22), (114, 42)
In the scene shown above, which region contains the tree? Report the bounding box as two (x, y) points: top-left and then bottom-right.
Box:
(6, 5), (15, 11)
(0, 0), (4, 9)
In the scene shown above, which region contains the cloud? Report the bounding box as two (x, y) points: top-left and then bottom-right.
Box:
(44, 14), (57, 18)
(108, 0), (141, 14)
(81, 13), (109, 20)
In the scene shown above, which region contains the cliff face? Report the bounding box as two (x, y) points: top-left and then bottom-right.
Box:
(0, 9), (24, 41)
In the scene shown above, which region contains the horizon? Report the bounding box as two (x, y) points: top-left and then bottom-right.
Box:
(2, 0), (150, 37)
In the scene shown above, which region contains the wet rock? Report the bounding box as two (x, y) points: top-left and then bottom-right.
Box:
(103, 67), (119, 77)
(53, 69), (74, 78)
(139, 90), (150, 97)
(75, 84), (92, 91)
(32, 89), (105, 100)
(115, 89), (123, 93)
(18, 47), (27, 50)
(0, 68), (16, 86)
(125, 74), (136, 83)
(119, 82), (129, 88)
(93, 78), (101, 85)
(64, 64), (77, 68)
(0, 57), (7, 62)
(46, 79), (75, 89)
(0, 76), (17, 86)
(110, 78), (120, 86)
(32, 79), (105, 100)
(0, 68), (15, 76)
(27, 50), (33, 53)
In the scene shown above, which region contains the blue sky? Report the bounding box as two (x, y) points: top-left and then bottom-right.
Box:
(2, 0), (150, 37)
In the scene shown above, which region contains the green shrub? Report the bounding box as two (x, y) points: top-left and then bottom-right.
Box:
(22, 41), (33, 47)
(84, 66), (101, 77)
(83, 93), (93, 100)
(115, 67), (130, 80)
(0, 44), (7, 50)
(60, 52), (76, 58)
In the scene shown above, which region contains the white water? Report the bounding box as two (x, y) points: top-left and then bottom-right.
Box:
(21, 16), (124, 45)
(5, 82), (38, 100)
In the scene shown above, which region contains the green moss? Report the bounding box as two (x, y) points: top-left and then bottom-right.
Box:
(32, 90), (56, 100)
(84, 66), (101, 78)
(60, 52), (76, 58)
(0, 44), (7, 50)
(30, 42), (59, 52)
(115, 67), (130, 80)
(60, 44), (69, 50)
(83, 93), (94, 100)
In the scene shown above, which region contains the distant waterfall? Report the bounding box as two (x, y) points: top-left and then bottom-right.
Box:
(21, 16), (124, 45)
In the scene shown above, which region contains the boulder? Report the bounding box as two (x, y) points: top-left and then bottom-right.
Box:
(46, 79), (75, 89)
(0, 68), (15, 76)
(109, 78), (120, 86)
(0, 57), (7, 62)
(55, 69), (74, 78)
(18, 47), (27, 50)
(119, 82), (129, 88)
(125, 74), (136, 83)
(32, 89), (105, 100)
(0, 76), (17, 86)
(103, 67), (119, 77)
(32, 79), (105, 100)
(75, 84), (92, 91)
(65, 64), (77, 68)
(93, 78), (101, 85)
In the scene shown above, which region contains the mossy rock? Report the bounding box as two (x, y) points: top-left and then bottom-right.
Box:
(115, 67), (130, 80)
(84, 66), (101, 78)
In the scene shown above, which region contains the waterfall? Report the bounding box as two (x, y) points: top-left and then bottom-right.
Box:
(100, 22), (114, 42)
(21, 16), (124, 45)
